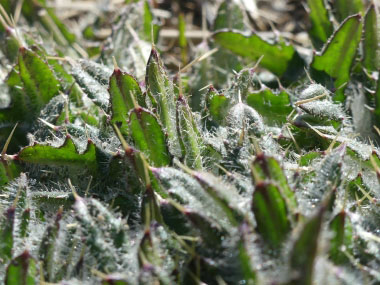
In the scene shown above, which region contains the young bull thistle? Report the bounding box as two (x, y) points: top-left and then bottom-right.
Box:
(0, 0), (379, 284)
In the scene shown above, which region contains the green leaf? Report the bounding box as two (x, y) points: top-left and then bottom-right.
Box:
(19, 209), (30, 239)
(141, 185), (164, 225)
(0, 207), (15, 262)
(143, 1), (159, 43)
(238, 223), (257, 284)
(178, 13), (187, 64)
(329, 211), (353, 264)
(310, 15), (362, 102)
(213, 31), (304, 81)
(5, 251), (36, 285)
(18, 48), (60, 112)
(205, 87), (230, 124)
(129, 107), (170, 167)
(145, 48), (181, 157)
(252, 182), (290, 247)
(73, 195), (118, 273)
(288, 207), (324, 285)
(45, 7), (76, 44)
(334, 0), (364, 23)
(227, 103), (264, 137)
(213, 1), (246, 31)
(48, 59), (83, 106)
(18, 136), (98, 172)
(176, 96), (203, 169)
(39, 208), (62, 281)
(246, 88), (292, 124)
(374, 79), (380, 127)
(299, 152), (321, 166)
(306, 0), (333, 48)
(252, 154), (297, 213)
(0, 161), (20, 187)
(72, 61), (110, 110)
(88, 199), (126, 248)
(109, 68), (144, 136)
(297, 99), (345, 122)
(153, 167), (234, 231)
(192, 171), (245, 225)
(363, 5), (379, 73)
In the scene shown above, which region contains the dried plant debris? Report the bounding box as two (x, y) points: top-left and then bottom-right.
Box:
(0, 0), (379, 284)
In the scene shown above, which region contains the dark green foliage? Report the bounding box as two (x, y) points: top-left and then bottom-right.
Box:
(310, 15), (362, 101)
(0, 0), (379, 284)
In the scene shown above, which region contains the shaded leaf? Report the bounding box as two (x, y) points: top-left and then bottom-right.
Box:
(329, 211), (353, 264)
(363, 5), (379, 73)
(310, 15), (362, 102)
(307, 0), (333, 48)
(213, 1), (246, 31)
(288, 206), (324, 285)
(334, 0), (364, 23)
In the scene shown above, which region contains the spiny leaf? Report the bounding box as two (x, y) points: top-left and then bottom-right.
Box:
(288, 206), (325, 285)
(18, 136), (98, 173)
(129, 107), (170, 167)
(310, 15), (362, 102)
(192, 170), (245, 225)
(152, 167), (233, 230)
(39, 207), (62, 281)
(18, 47), (60, 112)
(73, 195), (118, 273)
(145, 48), (181, 157)
(311, 144), (345, 201)
(176, 96), (203, 169)
(306, 0), (333, 48)
(109, 68), (144, 136)
(297, 99), (346, 122)
(213, 30), (304, 81)
(71, 61), (110, 110)
(238, 223), (257, 284)
(363, 4), (379, 73)
(88, 199), (126, 248)
(252, 182), (290, 247)
(5, 251), (36, 285)
(252, 154), (297, 213)
(227, 102), (264, 137)
(0, 207), (15, 263)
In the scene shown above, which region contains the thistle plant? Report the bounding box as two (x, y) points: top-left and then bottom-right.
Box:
(0, 0), (379, 284)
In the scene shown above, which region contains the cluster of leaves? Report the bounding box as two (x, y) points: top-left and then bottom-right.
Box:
(0, 0), (380, 284)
